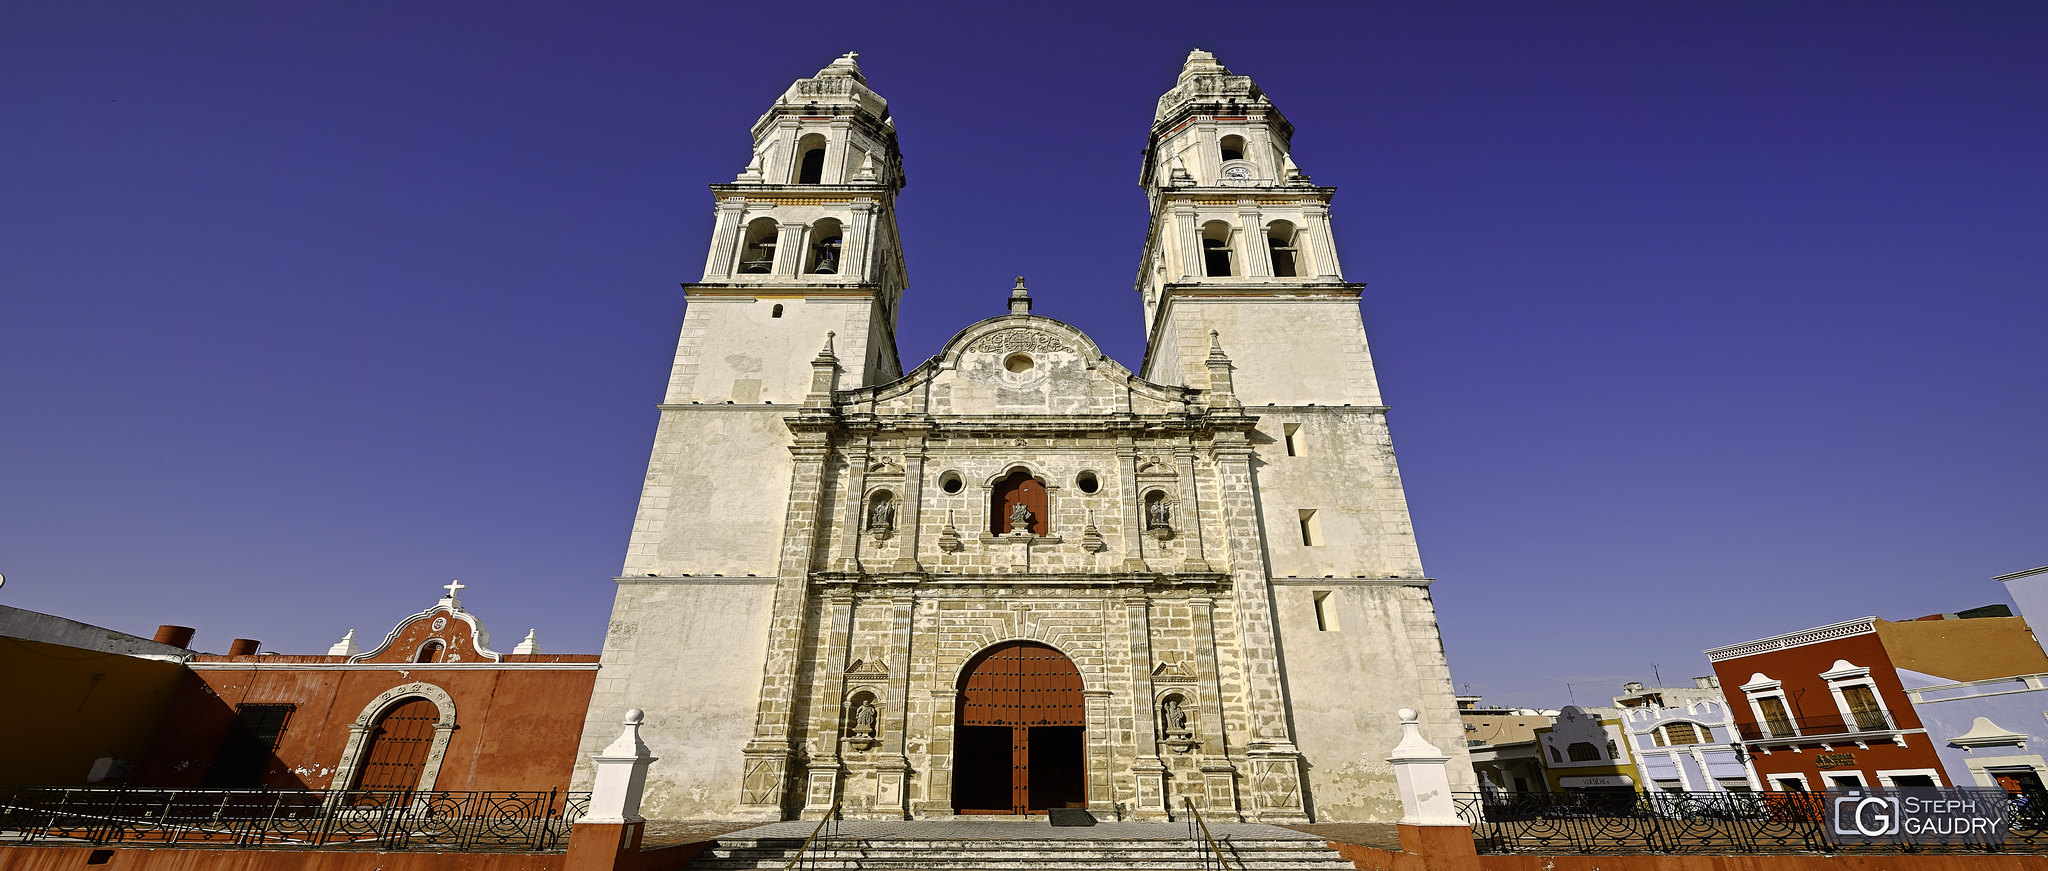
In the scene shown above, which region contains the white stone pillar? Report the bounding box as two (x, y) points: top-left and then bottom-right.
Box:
(704, 200), (747, 279)
(1173, 203), (1202, 280)
(843, 200), (875, 279)
(1302, 204), (1341, 278)
(586, 709), (658, 824)
(1240, 205), (1270, 278)
(1388, 707), (1464, 827)
(773, 222), (806, 276)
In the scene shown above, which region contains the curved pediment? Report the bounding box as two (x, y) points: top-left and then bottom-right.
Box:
(842, 314), (1197, 417)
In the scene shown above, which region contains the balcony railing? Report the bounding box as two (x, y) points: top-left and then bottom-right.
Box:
(1736, 711), (1895, 741)
(0, 787), (587, 851)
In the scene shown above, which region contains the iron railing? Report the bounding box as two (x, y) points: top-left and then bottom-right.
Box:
(1736, 712), (1895, 741)
(1184, 796), (1244, 871)
(0, 787), (588, 851)
(1456, 789), (2048, 855)
(779, 801), (840, 871)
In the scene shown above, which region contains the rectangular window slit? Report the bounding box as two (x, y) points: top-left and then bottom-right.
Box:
(1298, 509), (1323, 546)
(1283, 423), (1304, 456)
(1313, 590), (1339, 632)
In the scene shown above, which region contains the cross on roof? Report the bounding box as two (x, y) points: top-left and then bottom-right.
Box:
(442, 579), (466, 599)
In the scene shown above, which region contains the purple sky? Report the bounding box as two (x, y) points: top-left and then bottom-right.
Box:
(4, 3), (2043, 708)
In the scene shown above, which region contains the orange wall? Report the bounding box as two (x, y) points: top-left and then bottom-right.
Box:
(0, 638), (186, 786)
(1709, 630), (1944, 787)
(138, 658), (596, 792)
(1874, 617), (2048, 682)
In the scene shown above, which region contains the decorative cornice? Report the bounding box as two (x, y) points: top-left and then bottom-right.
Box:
(191, 661), (597, 672)
(1269, 576), (1434, 587)
(1705, 617), (1879, 662)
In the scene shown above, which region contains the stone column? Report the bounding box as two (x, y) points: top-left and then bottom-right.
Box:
(1084, 688), (1116, 816)
(1189, 595), (1241, 820)
(872, 594), (915, 819)
(801, 592), (857, 818)
(703, 199), (747, 279)
(1115, 439), (1148, 572)
(1172, 447), (1210, 572)
(1302, 203), (1341, 278)
(1239, 204), (1269, 278)
(738, 433), (835, 820)
(824, 119), (853, 183)
(1210, 432), (1309, 822)
(843, 200), (876, 280)
(837, 441), (871, 573)
(1172, 203), (1202, 280)
(773, 221), (806, 276)
(1124, 595), (1169, 819)
(893, 437), (926, 572)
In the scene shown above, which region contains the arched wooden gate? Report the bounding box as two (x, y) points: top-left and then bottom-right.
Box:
(953, 641), (1085, 814)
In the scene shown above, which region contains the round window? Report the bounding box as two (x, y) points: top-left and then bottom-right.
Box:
(940, 472), (964, 494)
(1076, 471), (1100, 494)
(1004, 353), (1034, 373)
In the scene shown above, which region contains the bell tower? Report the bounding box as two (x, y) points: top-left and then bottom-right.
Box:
(683, 51), (908, 406)
(1134, 49), (1373, 407)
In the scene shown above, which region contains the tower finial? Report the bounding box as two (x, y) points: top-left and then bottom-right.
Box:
(1008, 276), (1032, 315)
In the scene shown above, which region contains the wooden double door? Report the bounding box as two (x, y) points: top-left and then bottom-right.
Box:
(952, 641), (1086, 814)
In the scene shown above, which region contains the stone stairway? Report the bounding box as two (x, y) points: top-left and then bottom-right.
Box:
(688, 820), (1359, 871)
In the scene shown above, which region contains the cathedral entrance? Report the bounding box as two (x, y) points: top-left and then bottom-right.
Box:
(952, 641), (1085, 814)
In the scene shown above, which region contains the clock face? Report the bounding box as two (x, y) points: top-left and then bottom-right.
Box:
(1223, 165), (1250, 181)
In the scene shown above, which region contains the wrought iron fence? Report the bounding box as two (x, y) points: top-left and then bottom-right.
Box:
(0, 787), (589, 851)
(1735, 712), (1894, 741)
(1456, 789), (2048, 855)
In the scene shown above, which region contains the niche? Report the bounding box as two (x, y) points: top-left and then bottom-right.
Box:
(845, 689), (880, 750)
(990, 468), (1048, 536)
(1160, 691), (1197, 752)
(866, 490), (897, 536)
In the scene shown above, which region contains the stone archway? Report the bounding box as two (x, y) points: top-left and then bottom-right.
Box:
(328, 682), (456, 800)
(952, 641), (1085, 814)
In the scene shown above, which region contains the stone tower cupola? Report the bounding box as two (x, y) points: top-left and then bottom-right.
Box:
(683, 52), (909, 404)
(1134, 49), (1372, 407)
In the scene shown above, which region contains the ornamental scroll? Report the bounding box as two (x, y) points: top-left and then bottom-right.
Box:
(969, 329), (1069, 355)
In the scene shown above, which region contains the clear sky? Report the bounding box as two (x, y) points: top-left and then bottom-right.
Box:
(3, 2), (2043, 709)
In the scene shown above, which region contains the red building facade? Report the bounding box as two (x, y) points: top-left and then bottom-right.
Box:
(137, 587), (596, 795)
(1705, 613), (2048, 792)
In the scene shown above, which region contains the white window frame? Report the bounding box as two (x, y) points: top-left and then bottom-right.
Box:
(1819, 659), (1896, 733)
(1875, 768), (1946, 788)
(1741, 673), (1800, 738)
(1820, 769), (1869, 789)
(1770, 772), (1811, 792)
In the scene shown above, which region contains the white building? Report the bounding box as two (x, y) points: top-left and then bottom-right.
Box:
(571, 50), (1472, 823)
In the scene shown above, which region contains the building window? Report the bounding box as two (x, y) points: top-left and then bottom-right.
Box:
(1658, 722), (1706, 746)
(1267, 221), (1299, 277)
(991, 468), (1048, 536)
(794, 134), (828, 184)
(1313, 590), (1339, 632)
(1757, 696), (1794, 737)
(1298, 509), (1323, 546)
(204, 703), (294, 788)
(771, 304), (784, 318)
(1283, 422), (1305, 456)
(808, 218), (842, 274)
(1201, 222), (1234, 277)
(1219, 134), (1246, 163)
(940, 471), (964, 494)
(738, 218), (779, 274)
(1842, 685), (1887, 731)
(350, 697), (439, 798)
(1821, 660), (1893, 733)
(415, 640), (444, 663)
(1075, 471), (1100, 494)
(1567, 742), (1602, 762)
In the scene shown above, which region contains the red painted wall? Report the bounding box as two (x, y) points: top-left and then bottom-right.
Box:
(1709, 630), (1943, 789)
(136, 655), (596, 792)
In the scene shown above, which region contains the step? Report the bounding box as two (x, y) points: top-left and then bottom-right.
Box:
(690, 835), (1358, 871)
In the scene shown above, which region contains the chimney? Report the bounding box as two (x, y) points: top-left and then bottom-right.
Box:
(227, 638), (261, 656)
(153, 625), (195, 648)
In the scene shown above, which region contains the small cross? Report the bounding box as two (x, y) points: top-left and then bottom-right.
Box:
(443, 579), (466, 598)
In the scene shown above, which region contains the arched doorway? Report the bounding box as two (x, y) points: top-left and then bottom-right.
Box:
(953, 641), (1085, 814)
(349, 697), (438, 803)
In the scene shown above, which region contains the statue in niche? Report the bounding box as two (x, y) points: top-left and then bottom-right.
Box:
(1163, 698), (1189, 736)
(853, 698), (878, 737)
(1008, 501), (1033, 534)
(868, 497), (895, 530)
(1147, 497), (1172, 530)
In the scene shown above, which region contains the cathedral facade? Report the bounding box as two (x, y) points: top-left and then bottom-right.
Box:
(572, 50), (1473, 823)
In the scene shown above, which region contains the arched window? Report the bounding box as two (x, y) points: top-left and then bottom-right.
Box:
(1266, 221), (1299, 277)
(794, 134), (828, 184)
(1566, 741), (1602, 762)
(771, 304), (784, 318)
(1656, 722), (1707, 746)
(414, 641), (444, 663)
(739, 218), (779, 274)
(808, 218), (843, 274)
(990, 468), (1048, 536)
(1201, 222), (1233, 277)
(1219, 135), (1246, 163)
